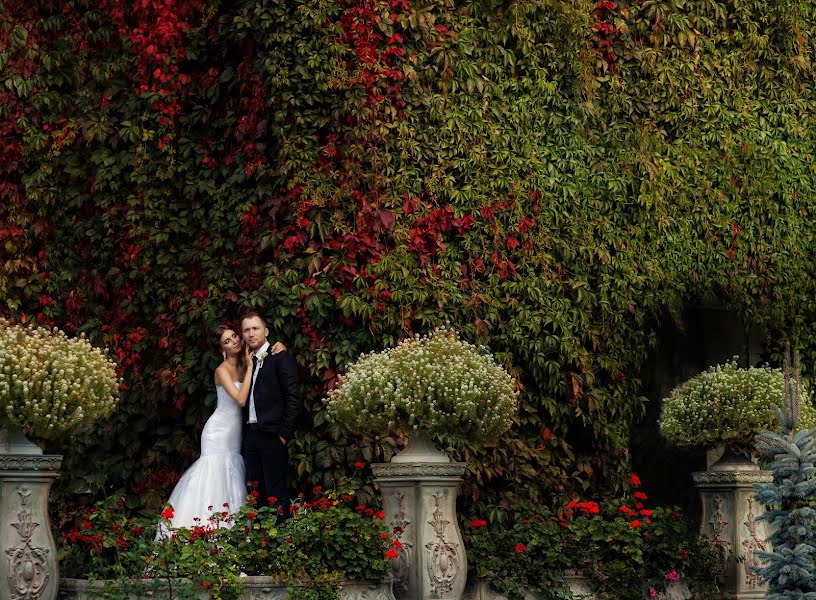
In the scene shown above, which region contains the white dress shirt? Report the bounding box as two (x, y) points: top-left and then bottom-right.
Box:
(248, 341), (270, 424)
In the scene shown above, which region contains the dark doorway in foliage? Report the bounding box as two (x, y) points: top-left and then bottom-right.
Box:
(631, 304), (766, 519)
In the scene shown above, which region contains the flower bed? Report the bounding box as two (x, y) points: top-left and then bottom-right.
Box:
(58, 485), (396, 600)
(465, 477), (727, 600)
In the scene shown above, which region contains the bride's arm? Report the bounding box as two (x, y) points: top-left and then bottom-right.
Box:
(215, 360), (253, 407)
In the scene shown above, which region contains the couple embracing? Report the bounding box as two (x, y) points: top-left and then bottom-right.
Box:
(161, 311), (300, 531)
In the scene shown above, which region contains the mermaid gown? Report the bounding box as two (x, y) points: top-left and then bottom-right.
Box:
(158, 383), (246, 534)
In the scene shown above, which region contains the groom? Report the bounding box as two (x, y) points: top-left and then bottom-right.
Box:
(241, 310), (300, 512)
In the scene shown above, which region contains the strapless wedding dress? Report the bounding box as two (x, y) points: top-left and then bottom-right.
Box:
(158, 383), (246, 535)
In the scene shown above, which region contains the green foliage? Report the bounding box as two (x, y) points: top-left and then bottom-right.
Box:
(5, 0), (816, 523)
(660, 358), (816, 453)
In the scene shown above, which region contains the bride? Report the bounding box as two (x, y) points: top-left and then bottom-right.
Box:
(157, 324), (283, 535)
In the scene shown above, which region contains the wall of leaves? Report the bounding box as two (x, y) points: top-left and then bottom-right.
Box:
(3, 0), (816, 521)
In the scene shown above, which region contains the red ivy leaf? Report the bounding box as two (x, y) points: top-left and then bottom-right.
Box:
(379, 208), (395, 229)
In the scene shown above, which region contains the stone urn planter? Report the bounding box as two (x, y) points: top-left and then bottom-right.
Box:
(0, 420), (63, 600)
(58, 577), (395, 599)
(372, 433), (468, 600)
(0, 320), (119, 600)
(325, 328), (519, 600)
(692, 449), (771, 599)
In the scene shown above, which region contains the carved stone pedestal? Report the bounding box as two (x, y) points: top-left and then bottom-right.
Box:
(373, 457), (467, 599)
(0, 422), (62, 600)
(693, 457), (771, 600)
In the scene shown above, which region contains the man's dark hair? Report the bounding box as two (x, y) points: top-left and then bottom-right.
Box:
(241, 310), (267, 328)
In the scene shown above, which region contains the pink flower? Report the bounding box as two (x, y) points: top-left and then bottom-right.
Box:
(665, 570), (681, 582)
(649, 588), (657, 599)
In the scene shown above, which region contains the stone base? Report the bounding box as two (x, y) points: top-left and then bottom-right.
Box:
(58, 578), (395, 600)
(373, 461), (467, 600)
(0, 453), (62, 600)
(461, 578), (690, 600)
(693, 468), (772, 599)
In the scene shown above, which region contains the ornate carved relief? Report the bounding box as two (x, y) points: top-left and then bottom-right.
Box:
(742, 497), (767, 588)
(7, 487), (50, 600)
(708, 495), (729, 553)
(425, 491), (459, 596)
(371, 463), (466, 479)
(0, 456), (63, 472)
(390, 492), (413, 595)
(692, 471), (772, 484)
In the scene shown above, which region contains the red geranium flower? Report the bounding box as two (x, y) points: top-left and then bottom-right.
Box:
(630, 474), (641, 487)
(515, 543), (527, 553)
(385, 549), (399, 558)
(470, 519), (488, 528)
(161, 507), (174, 520)
(354, 461), (366, 469)
(629, 520), (642, 529)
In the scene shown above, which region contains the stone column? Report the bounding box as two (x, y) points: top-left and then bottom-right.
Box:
(693, 456), (771, 600)
(373, 458), (467, 600)
(0, 422), (62, 600)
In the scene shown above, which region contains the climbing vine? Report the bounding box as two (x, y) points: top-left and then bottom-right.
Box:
(3, 0), (816, 523)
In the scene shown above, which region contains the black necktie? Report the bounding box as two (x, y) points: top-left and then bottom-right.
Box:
(249, 354), (259, 409)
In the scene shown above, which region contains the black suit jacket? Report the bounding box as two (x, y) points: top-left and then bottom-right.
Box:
(244, 349), (300, 440)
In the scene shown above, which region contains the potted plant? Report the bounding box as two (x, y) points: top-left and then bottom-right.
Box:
(659, 358), (816, 467)
(658, 357), (808, 598)
(0, 319), (119, 600)
(326, 327), (518, 599)
(0, 319), (119, 450)
(326, 326), (518, 458)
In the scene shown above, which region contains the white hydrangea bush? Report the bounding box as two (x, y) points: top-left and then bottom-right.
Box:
(326, 327), (518, 444)
(659, 358), (816, 451)
(0, 319), (119, 440)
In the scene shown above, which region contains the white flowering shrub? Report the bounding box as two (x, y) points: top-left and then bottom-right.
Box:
(660, 358), (816, 452)
(326, 327), (518, 444)
(0, 319), (119, 440)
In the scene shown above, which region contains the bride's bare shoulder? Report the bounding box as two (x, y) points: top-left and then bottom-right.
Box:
(214, 362), (229, 386)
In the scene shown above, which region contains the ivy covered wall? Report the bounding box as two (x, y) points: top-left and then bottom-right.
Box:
(2, 0), (816, 520)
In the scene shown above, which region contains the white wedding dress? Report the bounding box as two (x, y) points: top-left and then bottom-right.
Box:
(157, 383), (246, 536)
